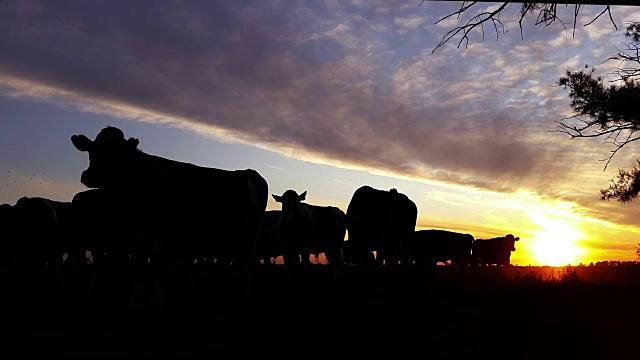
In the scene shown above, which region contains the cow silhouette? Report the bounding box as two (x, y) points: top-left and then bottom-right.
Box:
(71, 126), (268, 301)
(272, 190), (345, 279)
(346, 186), (417, 268)
(69, 188), (155, 307)
(0, 203), (14, 274)
(256, 210), (283, 265)
(342, 239), (375, 266)
(413, 229), (474, 266)
(472, 234), (520, 266)
(4, 197), (73, 293)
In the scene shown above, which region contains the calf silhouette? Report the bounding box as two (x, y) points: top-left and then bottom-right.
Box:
(272, 190), (345, 279)
(473, 234), (520, 266)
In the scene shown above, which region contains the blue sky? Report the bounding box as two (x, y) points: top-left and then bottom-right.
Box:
(2, 1), (640, 266)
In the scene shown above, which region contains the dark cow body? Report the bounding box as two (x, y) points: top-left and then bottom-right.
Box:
(473, 234), (520, 266)
(342, 239), (375, 266)
(70, 189), (143, 264)
(71, 126), (268, 301)
(272, 190), (345, 278)
(0, 203), (16, 274)
(413, 229), (474, 266)
(70, 189), (151, 291)
(257, 210), (282, 265)
(3, 197), (73, 292)
(346, 186), (417, 267)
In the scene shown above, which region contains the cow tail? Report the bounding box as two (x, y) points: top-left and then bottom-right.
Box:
(245, 169), (268, 213)
(243, 169), (268, 260)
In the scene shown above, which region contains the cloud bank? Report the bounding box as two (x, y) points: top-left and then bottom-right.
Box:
(2, 1), (640, 225)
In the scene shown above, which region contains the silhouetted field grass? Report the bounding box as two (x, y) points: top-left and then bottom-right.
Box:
(2, 263), (639, 358)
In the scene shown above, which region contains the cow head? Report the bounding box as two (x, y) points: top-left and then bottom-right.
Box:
(506, 234), (520, 251)
(71, 126), (141, 189)
(272, 190), (306, 216)
(272, 190), (308, 237)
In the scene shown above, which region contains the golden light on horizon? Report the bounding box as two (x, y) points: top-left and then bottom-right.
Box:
(529, 215), (586, 266)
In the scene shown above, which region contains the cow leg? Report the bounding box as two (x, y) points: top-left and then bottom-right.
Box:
(326, 247), (344, 281)
(105, 249), (133, 309)
(349, 243), (367, 272)
(129, 247), (154, 308)
(300, 251), (311, 284)
(402, 246), (414, 276)
(88, 250), (107, 298)
(386, 249), (399, 274)
(300, 251), (311, 266)
(282, 252), (300, 287)
(41, 252), (63, 294)
(376, 249), (383, 267)
(283, 252), (300, 267)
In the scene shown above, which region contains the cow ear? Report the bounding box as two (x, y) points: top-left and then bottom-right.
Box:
(299, 191), (307, 201)
(272, 194), (282, 203)
(127, 137), (140, 148)
(71, 135), (93, 152)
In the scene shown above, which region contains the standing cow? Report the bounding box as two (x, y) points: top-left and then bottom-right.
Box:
(472, 234), (520, 266)
(256, 210), (283, 265)
(70, 126), (268, 302)
(342, 239), (375, 266)
(1, 203), (16, 275)
(69, 188), (156, 307)
(5, 197), (73, 293)
(412, 229), (474, 266)
(272, 190), (345, 279)
(346, 186), (417, 268)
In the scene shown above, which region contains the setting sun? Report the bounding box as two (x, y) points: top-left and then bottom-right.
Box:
(530, 216), (586, 266)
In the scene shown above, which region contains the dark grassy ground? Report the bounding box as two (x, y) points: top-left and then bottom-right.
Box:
(2, 264), (639, 358)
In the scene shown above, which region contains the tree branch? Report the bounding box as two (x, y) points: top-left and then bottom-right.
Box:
(432, 2), (508, 53)
(432, 2), (620, 52)
(584, 5), (617, 30)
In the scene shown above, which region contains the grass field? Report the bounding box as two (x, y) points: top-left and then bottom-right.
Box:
(2, 263), (639, 358)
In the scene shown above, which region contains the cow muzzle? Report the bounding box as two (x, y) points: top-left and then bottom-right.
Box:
(80, 170), (100, 188)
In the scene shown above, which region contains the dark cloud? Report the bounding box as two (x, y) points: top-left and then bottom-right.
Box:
(0, 0), (627, 205)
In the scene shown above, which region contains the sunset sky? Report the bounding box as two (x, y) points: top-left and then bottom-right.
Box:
(2, 1), (640, 266)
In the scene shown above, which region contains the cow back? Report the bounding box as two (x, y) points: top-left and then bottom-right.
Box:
(413, 229), (474, 264)
(7, 197), (72, 288)
(278, 203), (345, 257)
(346, 185), (417, 254)
(310, 205), (346, 255)
(473, 235), (519, 266)
(13, 197), (68, 257)
(75, 156), (268, 263)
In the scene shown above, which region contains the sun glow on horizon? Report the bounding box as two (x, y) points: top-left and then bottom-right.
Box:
(529, 215), (586, 266)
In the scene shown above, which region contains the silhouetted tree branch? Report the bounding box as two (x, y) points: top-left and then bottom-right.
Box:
(607, 22), (640, 82)
(430, 1), (509, 53)
(554, 22), (640, 202)
(554, 67), (640, 171)
(429, 2), (618, 52)
(600, 160), (640, 202)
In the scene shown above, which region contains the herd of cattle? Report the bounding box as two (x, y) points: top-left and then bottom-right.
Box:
(1, 126), (521, 295)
